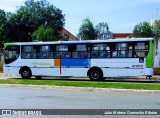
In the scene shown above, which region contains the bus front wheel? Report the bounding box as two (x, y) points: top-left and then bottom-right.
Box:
(88, 68), (103, 81)
(20, 67), (32, 79)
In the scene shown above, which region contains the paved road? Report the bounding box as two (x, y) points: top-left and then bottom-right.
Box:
(0, 86), (160, 118)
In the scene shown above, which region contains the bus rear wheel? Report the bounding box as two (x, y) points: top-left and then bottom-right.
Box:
(21, 68), (32, 79)
(89, 68), (103, 81)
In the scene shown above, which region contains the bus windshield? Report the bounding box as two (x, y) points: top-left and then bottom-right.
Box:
(5, 45), (20, 64)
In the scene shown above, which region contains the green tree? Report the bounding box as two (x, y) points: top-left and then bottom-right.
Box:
(0, 10), (6, 27)
(152, 20), (160, 56)
(133, 23), (142, 37)
(77, 18), (97, 40)
(95, 22), (113, 39)
(32, 26), (56, 41)
(133, 22), (153, 37)
(0, 9), (7, 42)
(153, 20), (160, 39)
(1, 0), (65, 42)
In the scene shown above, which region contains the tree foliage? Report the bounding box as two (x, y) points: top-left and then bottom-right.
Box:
(0, 9), (7, 42)
(77, 18), (97, 40)
(133, 22), (153, 37)
(153, 20), (160, 39)
(32, 26), (56, 41)
(95, 22), (113, 39)
(0, 0), (65, 42)
(0, 10), (6, 26)
(77, 18), (113, 40)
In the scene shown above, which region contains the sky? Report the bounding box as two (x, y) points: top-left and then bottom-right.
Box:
(0, 0), (160, 36)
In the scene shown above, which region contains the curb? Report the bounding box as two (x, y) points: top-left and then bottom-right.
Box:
(0, 84), (160, 94)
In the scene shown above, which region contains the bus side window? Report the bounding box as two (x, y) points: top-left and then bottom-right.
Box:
(128, 44), (133, 58)
(100, 51), (108, 58)
(72, 52), (78, 58)
(91, 43), (110, 58)
(54, 52), (63, 58)
(91, 51), (98, 58)
(112, 51), (117, 58)
(80, 51), (87, 58)
(22, 46), (36, 59)
(37, 45), (54, 59)
(134, 42), (148, 58)
(55, 45), (71, 59)
(118, 51), (125, 58)
(73, 44), (88, 58)
(116, 43), (128, 58)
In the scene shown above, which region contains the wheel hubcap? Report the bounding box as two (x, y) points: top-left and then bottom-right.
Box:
(23, 71), (28, 77)
(91, 71), (99, 79)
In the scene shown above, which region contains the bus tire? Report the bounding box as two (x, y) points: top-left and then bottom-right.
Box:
(88, 68), (103, 81)
(20, 67), (32, 79)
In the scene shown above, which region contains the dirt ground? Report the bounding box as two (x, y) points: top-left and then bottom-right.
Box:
(0, 73), (4, 76)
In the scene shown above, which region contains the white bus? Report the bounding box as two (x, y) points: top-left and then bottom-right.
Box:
(4, 38), (154, 80)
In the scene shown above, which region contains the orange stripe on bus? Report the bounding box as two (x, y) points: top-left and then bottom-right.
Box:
(54, 59), (60, 67)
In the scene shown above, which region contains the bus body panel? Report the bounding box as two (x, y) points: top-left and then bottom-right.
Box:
(102, 68), (143, 77)
(144, 68), (153, 76)
(90, 58), (145, 68)
(91, 59), (118, 68)
(4, 66), (19, 75)
(4, 58), (89, 77)
(53, 68), (88, 77)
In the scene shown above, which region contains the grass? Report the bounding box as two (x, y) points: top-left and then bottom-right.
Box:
(0, 79), (160, 90)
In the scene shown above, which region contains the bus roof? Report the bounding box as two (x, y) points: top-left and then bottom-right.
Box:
(5, 38), (154, 46)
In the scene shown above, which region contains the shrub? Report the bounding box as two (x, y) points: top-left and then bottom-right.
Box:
(153, 67), (160, 75)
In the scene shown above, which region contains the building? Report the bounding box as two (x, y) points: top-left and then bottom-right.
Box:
(113, 33), (132, 39)
(60, 28), (76, 40)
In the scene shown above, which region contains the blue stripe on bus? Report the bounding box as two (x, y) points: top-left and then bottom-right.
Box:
(61, 59), (90, 67)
